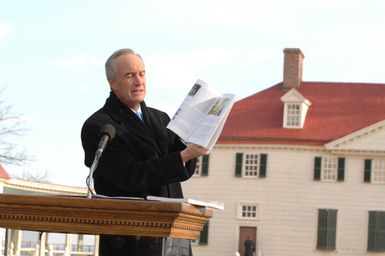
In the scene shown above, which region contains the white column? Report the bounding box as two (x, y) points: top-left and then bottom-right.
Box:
(64, 234), (72, 256)
(9, 242), (14, 256)
(39, 232), (46, 256)
(47, 244), (54, 256)
(94, 235), (99, 256)
(14, 230), (22, 256)
(77, 234), (83, 253)
(34, 243), (39, 256)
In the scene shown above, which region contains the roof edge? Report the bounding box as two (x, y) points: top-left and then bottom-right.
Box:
(218, 137), (327, 146)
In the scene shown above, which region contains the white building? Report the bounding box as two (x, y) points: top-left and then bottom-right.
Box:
(0, 166), (97, 256)
(183, 48), (385, 256)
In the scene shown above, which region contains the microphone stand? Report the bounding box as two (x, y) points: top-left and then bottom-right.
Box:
(85, 124), (115, 198)
(86, 148), (103, 198)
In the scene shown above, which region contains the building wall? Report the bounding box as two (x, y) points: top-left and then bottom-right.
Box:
(183, 144), (385, 256)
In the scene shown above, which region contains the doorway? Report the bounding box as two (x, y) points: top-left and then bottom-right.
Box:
(238, 226), (257, 256)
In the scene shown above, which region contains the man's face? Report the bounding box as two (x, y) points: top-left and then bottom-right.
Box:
(110, 53), (146, 110)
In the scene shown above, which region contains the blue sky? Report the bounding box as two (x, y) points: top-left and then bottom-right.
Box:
(1, 0), (385, 186)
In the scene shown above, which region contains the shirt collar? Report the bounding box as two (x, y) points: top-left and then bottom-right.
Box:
(131, 105), (142, 114)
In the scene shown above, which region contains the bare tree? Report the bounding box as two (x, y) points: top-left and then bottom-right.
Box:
(0, 88), (29, 165)
(0, 89), (50, 182)
(17, 169), (49, 182)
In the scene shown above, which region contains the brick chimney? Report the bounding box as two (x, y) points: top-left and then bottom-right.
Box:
(283, 48), (304, 90)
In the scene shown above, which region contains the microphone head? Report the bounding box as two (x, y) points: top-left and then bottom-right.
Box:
(100, 124), (116, 140)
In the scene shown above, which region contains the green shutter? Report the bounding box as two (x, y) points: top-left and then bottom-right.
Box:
(326, 210), (337, 249)
(317, 209), (327, 248)
(337, 158), (345, 181)
(235, 153), (243, 177)
(364, 159), (372, 183)
(317, 209), (337, 249)
(259, 154), (267, 177)
(376, 213), (385, 251)
(368, 211), (385, 251)
(314, 157), (322, 180)
(368, 211), (377, 251)
(199, 221), (209, 245)
(201, 155), (209, 176)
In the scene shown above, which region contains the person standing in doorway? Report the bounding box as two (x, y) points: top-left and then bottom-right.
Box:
(244, 236), (255, 256)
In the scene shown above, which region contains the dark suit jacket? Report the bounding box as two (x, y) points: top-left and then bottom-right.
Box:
(81, 92), (196, 255)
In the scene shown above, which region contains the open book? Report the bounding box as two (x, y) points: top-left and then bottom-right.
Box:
(146, 195), (224, 210)
(167, 79), (236, 150)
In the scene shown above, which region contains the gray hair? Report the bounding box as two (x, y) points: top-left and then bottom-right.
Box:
(105, 48), (143, 82)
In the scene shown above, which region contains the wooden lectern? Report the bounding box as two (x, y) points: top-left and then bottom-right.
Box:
(0, 193), (213, 240)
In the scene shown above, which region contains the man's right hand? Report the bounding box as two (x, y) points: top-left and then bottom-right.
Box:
(180, 144), (209, 163)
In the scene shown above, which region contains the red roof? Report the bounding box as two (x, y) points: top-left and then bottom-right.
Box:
(219, 81), (385, 145)
(0, 164), (10, 179)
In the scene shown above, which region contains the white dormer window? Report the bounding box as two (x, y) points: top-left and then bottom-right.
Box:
(280, 88), (312, 129)
(286, 103), (301, 127)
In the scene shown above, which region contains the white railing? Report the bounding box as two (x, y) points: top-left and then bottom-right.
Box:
(1, 240), (96, 256)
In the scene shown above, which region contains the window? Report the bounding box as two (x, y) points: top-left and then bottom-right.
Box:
(364, 159), (385, 184)
(322, 157), (337, 181)
(242, 205), (257, 218)
(314, 157), (345, 182)
(237, 202), (259, 220)
(317, 209), (337, 250)
(194, 155), (209, 176)
(280, 88), (312, 129)
(286, 103), (301, 127)
(373, 159), (385, 183)
(244, 154), (259, 177)
(194, 157), (201, 175)
(368, 211), (385, 251)
(235, 153), (267, 178)
(194, 157), (202, 175)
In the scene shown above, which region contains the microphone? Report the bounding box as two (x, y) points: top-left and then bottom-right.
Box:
(97, 124), (116, 153)
(87, 124), (115, 198)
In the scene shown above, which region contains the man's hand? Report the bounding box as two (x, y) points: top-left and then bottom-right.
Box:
(180, 144), (209, 163)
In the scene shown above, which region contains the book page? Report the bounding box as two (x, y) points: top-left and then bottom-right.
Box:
(204, 98), (234, 149)
(167, 79), (218, 141)
(187, 93), (236, 149)
(93, 194), (145, 200)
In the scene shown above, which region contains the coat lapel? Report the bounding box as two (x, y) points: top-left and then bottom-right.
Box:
(103, 93), (162, 155)
(141, 104), (169, 155)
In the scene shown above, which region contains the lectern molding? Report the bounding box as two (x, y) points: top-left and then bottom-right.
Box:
(0, 194), (213, 240)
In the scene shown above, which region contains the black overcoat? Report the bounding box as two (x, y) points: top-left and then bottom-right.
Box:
(81, 92), (196, 255)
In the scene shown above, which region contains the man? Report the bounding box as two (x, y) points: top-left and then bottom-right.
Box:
(81, 48), (209, 255)
(244, 236), (255, 256)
